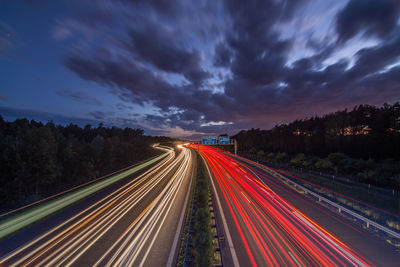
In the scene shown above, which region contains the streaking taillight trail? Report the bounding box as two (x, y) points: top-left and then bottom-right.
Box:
(192, 145), (373, 267)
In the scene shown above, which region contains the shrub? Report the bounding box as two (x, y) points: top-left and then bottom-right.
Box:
(327, 153), (348, 173)
(315, 159), (333, 170)
(275, 152), (287, 162)
(290, 153), (305, 167)
(302, 157), (318, 168)
(249, 147), (257, 156)
(267, 152), (275, 160)
(257, 150), (265, 159)
(193, 229), (213, 266)
(356, 170), (376, 183)
(191, 154), (214, 267)
(387, 220), (400, 231)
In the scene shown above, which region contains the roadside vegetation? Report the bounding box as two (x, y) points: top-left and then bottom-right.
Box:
(177, 152), (218, 267)
(234, 154), (400, 246)
(234, 103), (400, 190)
(229, 103), (400, 242)
(0, 116), (173, 213)
(250, 151), (400, 191)
(237, 149), (400, 234)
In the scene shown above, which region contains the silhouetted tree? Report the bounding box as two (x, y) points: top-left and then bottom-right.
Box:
(232, 103), (400, 189)
(233, 103), (400, 160)
(0, 118), (173, 212)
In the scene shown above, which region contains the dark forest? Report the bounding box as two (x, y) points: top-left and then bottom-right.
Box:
(233, 103), (400, 189)
(0, 116), (171, 211)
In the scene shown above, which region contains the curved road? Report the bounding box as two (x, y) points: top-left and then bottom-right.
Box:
(0, 145), (194, 267)
(194, 145), (399, 267)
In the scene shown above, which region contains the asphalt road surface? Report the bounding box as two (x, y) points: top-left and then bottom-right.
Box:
(0, 145), (194, 267)
(194, 145), (400, 267)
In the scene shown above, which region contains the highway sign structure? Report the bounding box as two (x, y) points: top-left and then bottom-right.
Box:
(198, 136), (237, 155)
(219, 136), (230, 145)
(202, 136), (217, 145)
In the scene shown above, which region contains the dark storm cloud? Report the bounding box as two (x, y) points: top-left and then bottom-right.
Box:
(213, 0), (324, 122)
(213, 42), (232, 67)
(336, 0), (399, 42)
(61, 0), (221, 134)
(128, 23), (208, 86)
(89, 110), (115, 120)
(60, 0), (400, 137)
(64, 55), (176, 108)
(116, 103), (134, 111)
(203, 0), (311, 120)
(123, 0), (178, 14)
(361, 67), (400, 100)
(349, 29), (400, 77)
(89, 111), (106, 120)
(57, 90), (103, 105)
(222, 0), (297, 85)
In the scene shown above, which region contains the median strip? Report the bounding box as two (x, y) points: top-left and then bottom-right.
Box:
(177, 150), (222, 267)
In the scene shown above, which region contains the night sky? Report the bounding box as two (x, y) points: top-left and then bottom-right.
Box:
(1, 0), (399, 138)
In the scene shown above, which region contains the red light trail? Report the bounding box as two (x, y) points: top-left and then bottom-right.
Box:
(191, 145), (373, 267)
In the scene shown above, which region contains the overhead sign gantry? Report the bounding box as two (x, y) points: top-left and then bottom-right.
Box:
(199, 135), (237, 154)
(202, 136), (217, 145)
(219, 136), (230, 144)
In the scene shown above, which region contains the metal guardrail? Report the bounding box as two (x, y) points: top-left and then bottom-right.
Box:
(0, 149), (172, 239)
(264, 167), (400, 240)
(210, 197), (224, 267)
(225, 152), (400, 240)
(183, 173), (224, 267)
(243, 155), (399, 198)
(183, 201), (195, 266)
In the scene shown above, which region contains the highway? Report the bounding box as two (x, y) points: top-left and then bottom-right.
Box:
(193, 145), (400, 267)
(0, 145), (194, 267)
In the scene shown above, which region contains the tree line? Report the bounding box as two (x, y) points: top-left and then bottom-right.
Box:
(233, 103), (400, 189)
(0, 116), (172, 212)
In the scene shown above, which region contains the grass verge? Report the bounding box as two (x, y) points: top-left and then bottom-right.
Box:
(176, 151), (220, 267)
